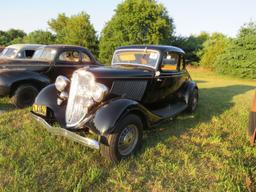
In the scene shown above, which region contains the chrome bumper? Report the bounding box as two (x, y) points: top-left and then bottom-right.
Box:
(32, 114), (100, 150)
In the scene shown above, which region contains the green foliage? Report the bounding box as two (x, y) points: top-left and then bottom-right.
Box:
(171, 32), (210, 64)
(48, 12), (98, 56)
(0, 29), (26, 46)
(23, 30), (56, 44)
(214, 22), (256, 79)
(99, 0), (174, 64)
(199, 33), (229, 69)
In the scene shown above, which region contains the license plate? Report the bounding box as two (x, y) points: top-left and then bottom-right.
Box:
(32, 104), (47, 116)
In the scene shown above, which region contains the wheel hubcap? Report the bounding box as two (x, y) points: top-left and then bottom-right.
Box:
(118, 124), (138, 156)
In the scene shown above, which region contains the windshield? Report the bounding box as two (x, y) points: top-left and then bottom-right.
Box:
(0, 48), (18, 58)
(32, 47), (57, 61)
(112, 49), (160, 68)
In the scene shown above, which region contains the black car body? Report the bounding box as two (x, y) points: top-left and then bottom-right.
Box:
(0, 45), (100, 108)
(32, 45), (199, 162)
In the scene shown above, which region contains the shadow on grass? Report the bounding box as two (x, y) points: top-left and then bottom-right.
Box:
(142, 85), (255, 150)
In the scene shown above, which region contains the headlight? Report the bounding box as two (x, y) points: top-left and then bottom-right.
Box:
(55, 75), (70, 92)
(65, 70), (108, 128)
(91, 83), (109, 102)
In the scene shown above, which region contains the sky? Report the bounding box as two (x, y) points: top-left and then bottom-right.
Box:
(0, 0), (255, 37)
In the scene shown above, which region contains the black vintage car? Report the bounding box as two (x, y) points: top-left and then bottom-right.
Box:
(32, 45), (199, 162)
(0, 45), (100, 108)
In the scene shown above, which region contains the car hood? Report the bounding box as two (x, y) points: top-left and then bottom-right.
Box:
(0, 58), (50, 71)
(85, 65), (154, 79)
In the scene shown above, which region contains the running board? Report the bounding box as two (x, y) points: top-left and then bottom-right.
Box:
(151, 102), (187, 118)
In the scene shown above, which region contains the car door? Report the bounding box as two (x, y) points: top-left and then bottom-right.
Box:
(53, 49), (88, 79)
(153, 51), (186, 102)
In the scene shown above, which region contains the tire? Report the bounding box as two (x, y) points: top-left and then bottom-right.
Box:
(12, 84), (39, 108)
(100, 114), (143, 163)
(187, 88), (199, 113)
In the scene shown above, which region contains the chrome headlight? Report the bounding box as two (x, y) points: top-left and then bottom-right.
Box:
(55, 75), (70, 92)
(65, 69), (108, 128)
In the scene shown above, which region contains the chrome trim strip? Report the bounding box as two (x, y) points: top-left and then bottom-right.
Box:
(32, 114), (99, 150)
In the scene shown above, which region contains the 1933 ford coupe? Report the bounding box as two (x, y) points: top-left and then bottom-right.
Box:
(32, 45), (199, 162)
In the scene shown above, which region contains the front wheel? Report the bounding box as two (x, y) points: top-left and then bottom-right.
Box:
(100, 114), (143, 163)
(12, 84), (39, 108)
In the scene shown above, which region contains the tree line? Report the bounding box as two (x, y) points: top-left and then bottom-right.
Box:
(0, 0), (255, 79)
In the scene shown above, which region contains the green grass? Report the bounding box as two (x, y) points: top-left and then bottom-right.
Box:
(0, 68), (256, 191)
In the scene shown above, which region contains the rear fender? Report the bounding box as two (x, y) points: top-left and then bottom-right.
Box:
(178, 81), (198, 104)
(34, 84), (66, 127)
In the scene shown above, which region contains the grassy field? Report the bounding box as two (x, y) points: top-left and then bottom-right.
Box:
(0, 68), (256, 191)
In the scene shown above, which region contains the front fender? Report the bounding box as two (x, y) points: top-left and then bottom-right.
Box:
(34, 84), (66, 127)
(88, 98), (161, 134)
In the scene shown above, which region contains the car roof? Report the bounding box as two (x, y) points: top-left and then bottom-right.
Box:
(116, 45), (185, 54)
(6, 44), (44, 50)
(44, 44), (88, 50)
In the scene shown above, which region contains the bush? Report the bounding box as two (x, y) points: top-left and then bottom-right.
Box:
(23, 30), (56, 44)
(214, 22), (256, 79)
(199, 33), (229, 70)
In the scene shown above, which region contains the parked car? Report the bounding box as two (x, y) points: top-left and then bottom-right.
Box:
(248, 92), (256, 145)
(32, 45), (199, 162)
(0, 44), (43, 59)
(0, 45), (101, 108)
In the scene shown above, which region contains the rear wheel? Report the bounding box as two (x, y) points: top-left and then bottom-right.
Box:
(100, 114), (143, 163)
(12, 85), (38, 108)
(187, 88), (199, 112)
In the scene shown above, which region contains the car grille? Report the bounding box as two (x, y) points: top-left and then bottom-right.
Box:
(110, 80), (147, 101)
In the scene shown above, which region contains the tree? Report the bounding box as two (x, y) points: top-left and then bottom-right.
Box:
(99, 0), (174, 64)
(0, 30), (9, 46)
(48, 12), (98, 55)
(0, 29), (26, 46)
(199, 33), (229, 69)
(171, 32), (210, 64)
(23, 30), (56, 44)
(214, 21), (256, 79)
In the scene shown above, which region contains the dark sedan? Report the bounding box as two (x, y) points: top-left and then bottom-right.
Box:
(0, 45), (100, 108)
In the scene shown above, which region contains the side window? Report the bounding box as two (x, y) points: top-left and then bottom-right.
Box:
(58, 50), (80, 63)
(161, 52), (179, 72)
(24, 50), (35, 58)
(81, 52), (91, 63)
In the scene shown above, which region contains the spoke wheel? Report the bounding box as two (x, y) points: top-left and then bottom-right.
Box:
(100, 114), (143, 163)
(118, 124), (139, 156)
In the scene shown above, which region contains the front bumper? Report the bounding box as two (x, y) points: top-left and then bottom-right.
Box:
(32, 113), (100, 150)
